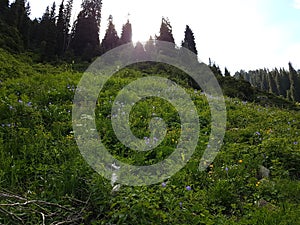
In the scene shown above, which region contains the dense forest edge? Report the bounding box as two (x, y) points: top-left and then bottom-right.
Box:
(1, 0), (300, 224)
(0, 0), (300, 105)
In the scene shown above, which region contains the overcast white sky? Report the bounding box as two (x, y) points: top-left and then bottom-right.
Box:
(23, 0), (300, 73)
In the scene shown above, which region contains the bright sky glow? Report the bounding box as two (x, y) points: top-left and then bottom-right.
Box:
(23, 0), (300, 73)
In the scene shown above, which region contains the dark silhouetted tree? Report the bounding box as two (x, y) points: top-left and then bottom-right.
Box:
(210, 62), (222, 77)
(268, 71), (279, 95)
(181, 25), (197, 55)
(100, 15), (119, 54)
(55, 0), (73, 56)
(119, 19), (132, 45)
(288, 62), (300, 102)
(63, 0), (73, 51)
(71, 0), (102, 59)
(224, 67), (230, 77)
(0, 0), (9, 21)
(156, 17), (174, 43)
(56, 0), (65, 56)
(9, 0), (31, 48)
(39, 3), (57, 60)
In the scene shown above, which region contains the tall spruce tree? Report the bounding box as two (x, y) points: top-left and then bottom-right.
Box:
(156, 17), (175, 43)
(56, 0), (65, 56)
(71, 0), (102, 58)
(9, 0), (31, 48)
(55, 0), (73, 56)
(39, 2), (57, 60)
(181, 25), (197, 55)
(119, 19), (132, 45)
(63, 0), (73, 51)
(100, 15), (119, 54)
(268, 71), (279, 95)
(288, 62), (300, 102)
(0, 0), (9, 20)
(224, 67), (231, 77)
(133, 41), (146, 60)
(274, 69), (284, 97)
(145, 36), (156, 54)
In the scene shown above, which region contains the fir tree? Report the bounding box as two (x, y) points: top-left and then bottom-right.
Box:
(0, 0), (9, 21)
(288, 62), (300, 102)
(9, 0), (31, 48)
(55, 0), (73, 56)
(71, 0), (102, 59)
(268, 71), (279, 95)
(156, 17), (174, 43)
(56, 0), (65, 56)
(210, 63), (222, 77)
(100, 15), (119, 54)
(145, 36), (156, 53)
(181, 25), (197, 55)
(224, 67), (231, 77)
(133, 41), (146, 60)
(49, 2), (56, 23)
(119, 19), (132, 45)
(43, 3), (57, 60)
(63, 0), (73, 51)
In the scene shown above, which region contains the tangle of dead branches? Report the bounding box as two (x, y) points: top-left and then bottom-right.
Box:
(0, 189), (90, 224)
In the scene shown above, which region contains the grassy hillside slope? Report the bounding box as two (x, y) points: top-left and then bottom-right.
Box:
(0, 49), (299, 224)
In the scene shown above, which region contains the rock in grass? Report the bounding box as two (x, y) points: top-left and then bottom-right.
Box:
(257, 198), (277, 211)
(257, 165), (270, 179)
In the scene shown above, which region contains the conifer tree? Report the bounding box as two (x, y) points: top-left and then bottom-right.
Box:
(55, 0), (73, 56)
(181, 25), (197, 55)
(261, 71), (269, 91)
(145, 36), (156, 53)
(210, 63), (222, 77)
(133, 41), (146, 60)
(71, 0), (102, 58)
(156, 17), (175, 43)
(101, 15), (119, 54)
(56, 0), (65, 56)
(49, 2), (56, 22)
(288, 62), (300, 102)
(9, 0), (31, 48)
(281, 69), (290, 98)
(274, 69), (284, 96)
(119, 19), (132, 45)
(268, 72), (279, 95)
(39, 2), (57, 60)
(63, 0), (73, 50)
(0, 0), (9, 20)
(224, 67), (231, 77)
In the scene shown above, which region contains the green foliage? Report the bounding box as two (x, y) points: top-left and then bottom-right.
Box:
(0, 19), (24, 52)
(0, 51), (300, 224)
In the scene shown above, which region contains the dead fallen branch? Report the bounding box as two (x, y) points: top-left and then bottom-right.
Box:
(0, 191), (88, 224)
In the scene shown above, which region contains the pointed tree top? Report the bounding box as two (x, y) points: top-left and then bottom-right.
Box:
(108, 14), (113, 22)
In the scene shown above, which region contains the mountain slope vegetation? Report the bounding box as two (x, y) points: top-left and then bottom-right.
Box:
(0, 49), (299, 224)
